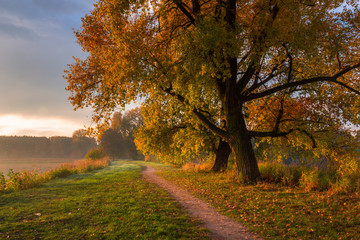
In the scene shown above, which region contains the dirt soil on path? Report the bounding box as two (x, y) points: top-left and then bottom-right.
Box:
(142, 166), (263, 240)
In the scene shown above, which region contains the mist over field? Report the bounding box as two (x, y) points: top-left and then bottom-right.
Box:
(0, 134), (97, 174)
(0, 158), (80, 175)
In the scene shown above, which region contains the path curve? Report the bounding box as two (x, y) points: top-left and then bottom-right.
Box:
(142, 166), (263, 240)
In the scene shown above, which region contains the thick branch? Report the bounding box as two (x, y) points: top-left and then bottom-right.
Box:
(299, 129), (317, 148)
(244, 62), (360, 102)
(173, 0), (196, 25)
(191, 0), (200, 15)
(274, 98), (284, 133)
(236, 2), (280, 94)
(249, 129), (293, 138)
(193, 109), (230, 140)
(249, 128), (312, 146)
(331, 78), (360, 94)
(250, 128), (318, 148)
(283, 44), (293, 83)
(237, 65), (256, 93)
(246, 61), (283, 94)
(163, 86), (230, 140)
(225, 0), (236, 29)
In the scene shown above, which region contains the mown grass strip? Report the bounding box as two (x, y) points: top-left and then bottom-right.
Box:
(0, 161), (208, 239)
(157, 167), (360, 240)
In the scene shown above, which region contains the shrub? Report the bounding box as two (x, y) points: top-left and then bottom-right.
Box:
(6, 169), (22, 190)
(299, 168), (320, 191)
(282, 165), (303, 187)
(3, 169), (41, 191)
(259, 162), (302, 187)
(0, 172), (5, 190)
(144, 155), (158, 162)
(85, 147), (106, 160)
(331, 158), (360, 194)
(259, 162), (284, 183)
(47, 168), (74, 179)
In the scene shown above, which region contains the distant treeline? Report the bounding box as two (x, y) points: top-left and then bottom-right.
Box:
(0, 135), (97, 159)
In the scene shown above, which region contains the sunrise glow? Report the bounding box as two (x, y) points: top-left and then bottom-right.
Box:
(0, 115), (86, 137)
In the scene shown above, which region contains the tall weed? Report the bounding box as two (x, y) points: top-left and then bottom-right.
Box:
(331, 158), (360, 193)
(259, 162), (302, 187)
(182, 162), (213, 172)
(299, 168), (320, 191)
(0, 158), (110, 193)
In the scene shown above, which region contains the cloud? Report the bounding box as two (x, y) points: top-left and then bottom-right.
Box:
(31, 0), (91, 14)
(0, 18), (36, 39)
(0, 115), (88, 137)
(0, 0), (95, 136)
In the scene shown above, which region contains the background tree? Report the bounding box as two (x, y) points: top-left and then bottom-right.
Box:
(65, 0), (360, 182)
(0, 134), (96, 159)
(72, 129), (97, 158)
(85, 147), (106, 160)
(100, 128), (125, 159)
(111, 108), (144, 159)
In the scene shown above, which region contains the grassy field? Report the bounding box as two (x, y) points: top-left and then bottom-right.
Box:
(0, 158), (81, 174)
(156, 166), (360, 240)
(0, 161), (208, 239)
(3, 159), (358, 239)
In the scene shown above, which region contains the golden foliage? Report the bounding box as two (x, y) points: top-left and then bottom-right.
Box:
(65, 0), (360, 179)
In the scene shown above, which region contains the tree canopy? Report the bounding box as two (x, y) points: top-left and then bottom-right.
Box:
(65, 0), (360, 182)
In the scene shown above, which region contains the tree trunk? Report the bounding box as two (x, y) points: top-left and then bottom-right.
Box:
(212, 138), (231, 172)
(227, 112), (261, 183)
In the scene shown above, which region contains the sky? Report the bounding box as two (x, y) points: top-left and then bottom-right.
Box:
(0, 0), (96, 137)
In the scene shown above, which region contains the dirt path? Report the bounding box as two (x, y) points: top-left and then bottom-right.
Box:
(142, 166), (263, 240)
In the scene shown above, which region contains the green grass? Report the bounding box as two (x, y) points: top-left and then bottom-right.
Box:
(0, 161), (209, 239)
(157, 167), (360, 240)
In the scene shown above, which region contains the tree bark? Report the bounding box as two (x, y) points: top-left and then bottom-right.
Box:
(212, 138), (231, 172)
(226, 109), (261, 183)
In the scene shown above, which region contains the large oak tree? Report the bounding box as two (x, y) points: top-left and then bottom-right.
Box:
(65, 0), (360, 182)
